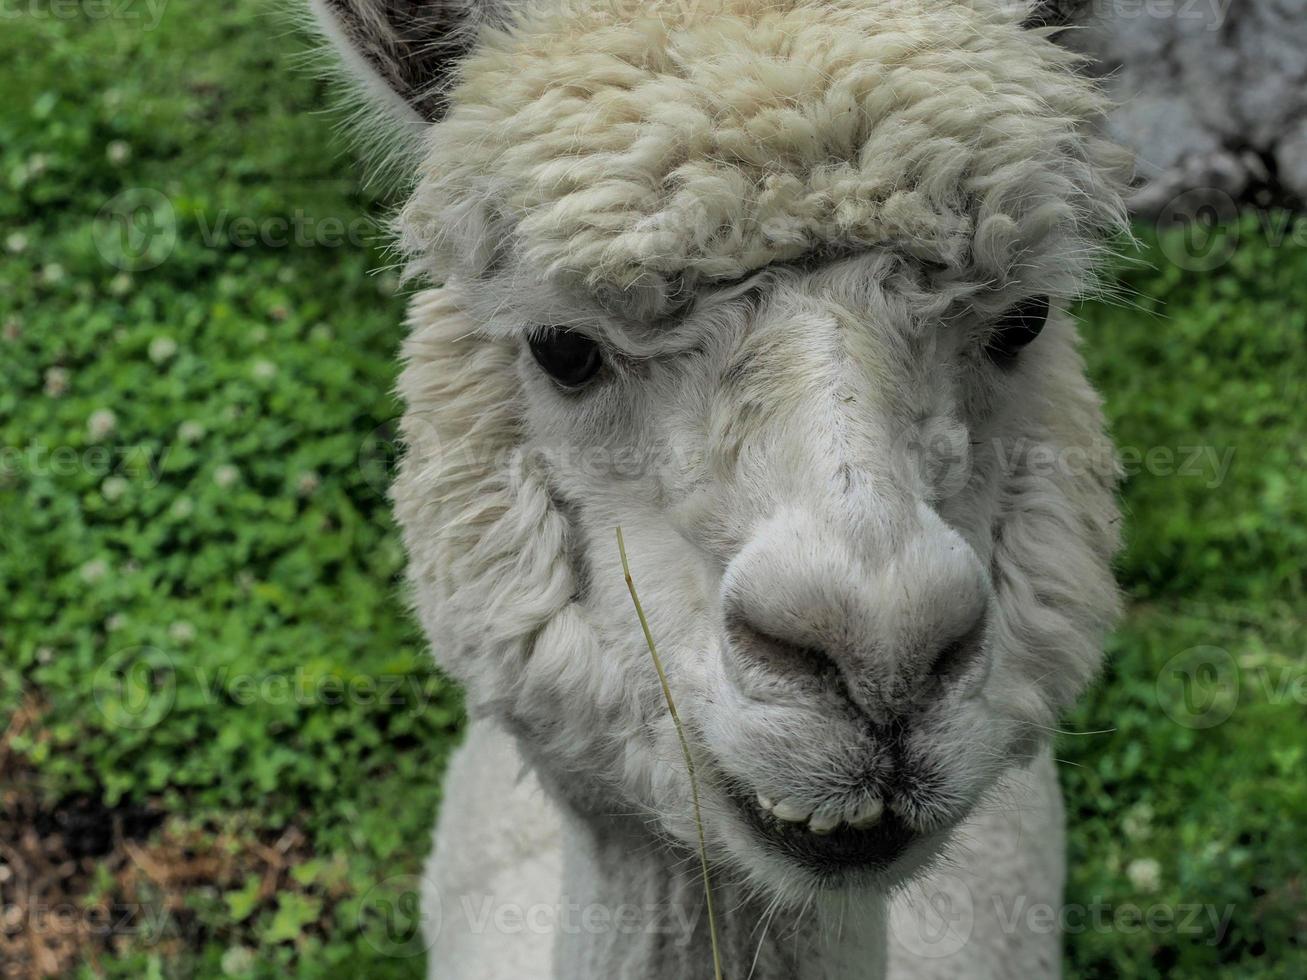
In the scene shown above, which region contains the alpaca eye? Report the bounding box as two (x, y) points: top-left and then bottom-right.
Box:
(984, 295), (1050, 366)
(529, 328), (603, 389)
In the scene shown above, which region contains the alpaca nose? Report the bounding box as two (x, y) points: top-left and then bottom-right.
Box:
(721, 509), (991, 721)
(726, 610), (985, 685)
(725, 604), (987, 715)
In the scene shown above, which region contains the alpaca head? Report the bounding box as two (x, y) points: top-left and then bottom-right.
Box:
(316, 0), (1129, 902)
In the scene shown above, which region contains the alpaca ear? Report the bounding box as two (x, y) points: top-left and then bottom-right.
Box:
(1021, 0), (1090, 29)
(310, 0), (489, 123)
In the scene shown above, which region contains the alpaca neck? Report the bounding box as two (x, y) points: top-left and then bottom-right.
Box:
(553, 804), (888, 980)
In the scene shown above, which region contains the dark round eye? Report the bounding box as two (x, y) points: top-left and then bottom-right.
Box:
(528, 328), (603, 389)
(984, 295), (1050, 366)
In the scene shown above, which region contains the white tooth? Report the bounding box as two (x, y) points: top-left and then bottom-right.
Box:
(756, 793), (774, 812)
(771, 799), (811, 823)
(848, 798), (884, 829)
(808, 806), (841, 835)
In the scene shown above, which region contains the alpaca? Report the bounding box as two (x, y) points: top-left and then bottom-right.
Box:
(310, 0), (1131, 977)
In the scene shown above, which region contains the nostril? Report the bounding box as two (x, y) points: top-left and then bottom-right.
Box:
(925, 616), (988, 684)
(927, 638), (967, 678)
(725, 612), (842, 687)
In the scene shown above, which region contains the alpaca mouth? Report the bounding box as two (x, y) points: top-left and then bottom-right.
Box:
(727, 785), (918, 879)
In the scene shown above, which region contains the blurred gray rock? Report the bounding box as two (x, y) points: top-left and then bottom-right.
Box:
(1068, 0), (1307, 215)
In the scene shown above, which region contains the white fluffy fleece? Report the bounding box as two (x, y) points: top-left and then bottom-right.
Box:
(338, 1), (1138, 977)
(400, 0), (1128, 304)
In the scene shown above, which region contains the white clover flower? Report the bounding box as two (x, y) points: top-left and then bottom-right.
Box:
(5, 231), (27, 254)
(106, 140), (132, 165)
(35, 647), (54, 665)
(44, 367), (70, 398)
(250, 326), (269, 343)
(87, 408), (118, 440)
(105, 613), (127, 632)
(1126, 857), (1162, 894)
(170, 497), (195, 519)
(80, 558), (110, 583)
(168, 621), (197, 644)
(221, 945), (256, 977)
(108, 272), (133, 296)
(27, 153), (48, 176)
(41, 263), (65, 285)
(251, 359), (278, 381)
(178, 420), (205, 444)
(296, 471), (321, 497)
(214, 464), (240, 488)
(1122, 803), (1154, 842)
(149, 336), (178, 364)
(101, 475), (129, 501)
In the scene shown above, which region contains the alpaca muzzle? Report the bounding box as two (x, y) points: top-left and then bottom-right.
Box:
(720, 505), (993, 725)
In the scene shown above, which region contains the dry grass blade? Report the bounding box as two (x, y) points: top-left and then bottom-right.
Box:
(616, 528), (725, 980)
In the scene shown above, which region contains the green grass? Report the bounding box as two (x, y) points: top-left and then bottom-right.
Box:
(1063, 216), (1307, 978)
(1, 5), (458, 977)
(0, 3), (1302, 978)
